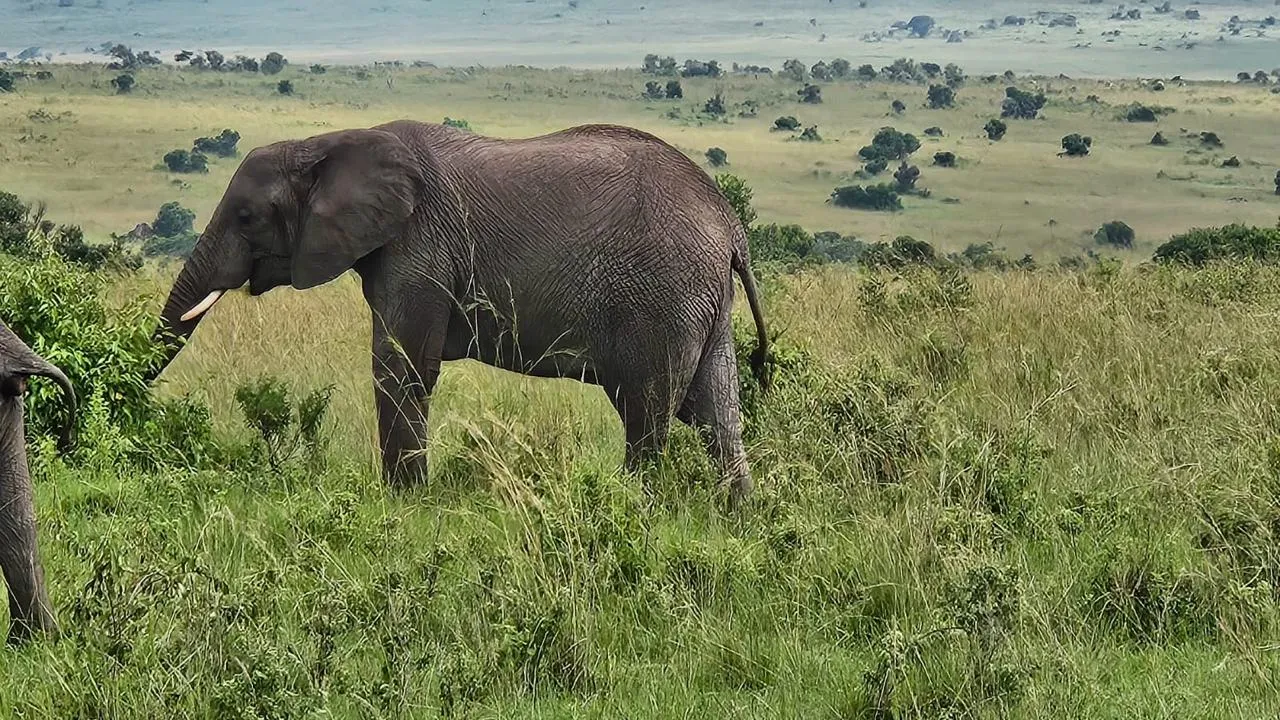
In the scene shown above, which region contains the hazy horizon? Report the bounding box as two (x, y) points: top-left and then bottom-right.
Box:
(3, 0), (1280, 79)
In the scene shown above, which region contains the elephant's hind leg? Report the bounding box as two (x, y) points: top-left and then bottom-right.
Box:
(677, 317), (753, 507)
(609, 382), (674, 473)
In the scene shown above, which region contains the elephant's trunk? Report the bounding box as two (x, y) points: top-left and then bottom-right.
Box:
(0, 409), (57, 645)
(29, 363), (76, 455)
(146, 235), (227, 383)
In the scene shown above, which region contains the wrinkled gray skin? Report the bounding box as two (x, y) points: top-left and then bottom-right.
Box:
(148, 121), (769, 504)
(0, 320), (75, 644)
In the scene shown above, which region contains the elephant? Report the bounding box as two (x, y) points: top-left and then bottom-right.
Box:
(147, 120), (769, 504)
(1, 319), (75, 644)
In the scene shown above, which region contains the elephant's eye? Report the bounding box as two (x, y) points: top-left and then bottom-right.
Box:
(237, 208), (253, 225)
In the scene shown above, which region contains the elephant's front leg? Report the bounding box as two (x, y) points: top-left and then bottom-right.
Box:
(371, 306), (448, 489)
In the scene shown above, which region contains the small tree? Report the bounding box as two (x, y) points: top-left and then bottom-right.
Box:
(644, 80), (665, 99)
(1151, 131), (1169, 145)
(1001, 87), (1047, 119)
(924, 126), (943, 137)
(933, 151), (956, 167)
(111, 73), (135, 94)
(781, 59), (807, 82)
(1061, 133), (1092, 157)
(152, 202), (196, 238)
(703, 93), (726, 116)
(706, 147), (728, 167)
(665, 80), (683, 99)
(261, 51), (288, 75)
(194, 129), (241, 157)
(859, 127), (921, 164)
(943, 63), (966, 87)
(1200, 131), (1223, 147)
(830, 58), (852, 78)
(907, 15), (936, 37)
(714, 174), (757, 229)
(810, 61), (833, 81)
(1125, 104), (1159, 122)
(857, 64), (878, 80)
(863, 158), (888, 176)
(798, 84), (822, 104)
(1094, 220), (1135, 248)
(277, 79), (294, 95)
(799, 126), (822, 142)
(163, 149), (209, 174)
(927, 84), (955, 109)
(892, 99), (906, 114)
(774, 116), (802, 131)
(985, 118), (1007, 141)
(893, 163), (921, 192)
(310, 64), (327, 74)
(0, 70), (15, 93)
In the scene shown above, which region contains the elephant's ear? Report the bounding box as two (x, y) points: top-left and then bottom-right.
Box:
(292, 129), (421, 290)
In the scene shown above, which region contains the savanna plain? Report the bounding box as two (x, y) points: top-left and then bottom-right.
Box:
(2, 55), (1280, 718)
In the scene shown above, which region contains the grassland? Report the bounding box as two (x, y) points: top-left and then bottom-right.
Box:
(1, 62), (1280, 718)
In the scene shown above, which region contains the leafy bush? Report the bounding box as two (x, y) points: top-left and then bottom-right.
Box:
(642, 54), (678, 75)
(797, 84), (822, 104)
(714, 173), (757, 229)
(1061, 133), (1092, 157)
(944, 63), (966, 87)
(1152, 224), (1280, 266)
(810, 61), (832, 81)
(984, 119), (1007, 141)
(927, 84), (955, 109)
(703, 93), (726, 116)
(799, 126), (821, 142)
(906, 15), (935, 37)
(163, 149), (209, 173)
(681, 59), (722, 78)
(860, 235), (937, 268)
(111, 73), (135, 94)
(891, 99), (906, 114)
(665, 80), (683, 99)
(924, 126), (943, 137)
(1200, 131), (1223, 147)
(773, 116), (801, 131)
(1094, 220), (1135, 248)
(830, 184), (903, 211)
(863, 158), (888, 176)
(705, 147), (728, 167)
(193, 129), (240, 158)
(260, 51), (288, 75)
(0, 70), (14, 93)
(141, 201), (199, 259)
(276, 80), (294, 95)
(893, 163), (921, 192)
(933, 151), (956, 167)
(856, 64), (878, 80)
(1, 191), (140, 271)
(1151, 131), (1169, 145)
(643, 81), (665, 99)
(859, 127), (920, 164)
(1124, 103), (1161, 122)
(830, 58), (852, 78)
(443, 117), (472, 131)
(310, 64), (327, 74)
(1001, 87), (1046, 119)
(234, 376), (334, 471)
(231, 55), (259, 72)
(0, 253), (165, 440)
(749, 224), (816, 264)
(151, 201), (195, 238)
(781, 59), (807, 82)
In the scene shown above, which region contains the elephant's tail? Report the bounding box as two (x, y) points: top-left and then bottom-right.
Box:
(732, 248), (771, 392)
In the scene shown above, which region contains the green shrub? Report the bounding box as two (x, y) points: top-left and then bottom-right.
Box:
(705, 147), (728, 166)
(703, 93), (726, 116)
(1095, 220), (1135, 248)
(858, 127), (921, 164)
(1152, 224), (1280, 265)
(193, 129), (241, 157)
(797, 84), (822, 104)
(111, 73), (135, 94)
(1, 70), (17, 93)
(933, 151), (956, 167)
(1151, 131), (1169, 145)
(861, 235), (936, 268)
(927, 84), (955, 108)
(163, 149), (209, 173)
(1, 190), (140, 271)
(643, 81), (665, 99)
(891, 99), (906, 114)
(984, 118), (1007, 141)
(1001, 87), (1046, 119)
(443, 117), (472, 131)
(830, 184), (903, 211)
(798, 126), (821, 142)
(310, 64), (327, 74)
(1124, 103), (1163, 122)
(143, 201), (199, 258)
(863, 158), (888, 176)
(781, 59), (806, 82)
(1061, 134), (1092, 157)
(260, 51), (288, 75)
(276, 79), (294, 95)
(749, 223), (816, 264)
(151, 202), (195, 238)
(893, 163), (921, 192)
(714, 173), (757, 229)
(1200, 131), (1223, 147)
(235, 376), (334, 471)
(773, 116), (801, 131)
(665, 80), (683, 99)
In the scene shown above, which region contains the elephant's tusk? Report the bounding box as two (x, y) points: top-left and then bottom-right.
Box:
(180, 290), (224, 322)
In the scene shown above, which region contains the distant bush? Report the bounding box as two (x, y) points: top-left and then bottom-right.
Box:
(892, 99), (906, 114)
(799, 126), (821, 142)
(665, 80), (683, 99)
(781, 59), (807, 82)
(985, 119), (1008, 141)
(1221, 155), (1240, 168)
(310, 64), (327, 74)
(1061, 134), (1092, 157)
(860, 235), (936, 268)
(277, 79), (294, 95)
(1094, 220), (1135, 248)
(443, 117), (472, 131)
(830, 58), (852, 78)
(151, 201), (195, 239)
(105, 44), (160, 71)
(703, 93), (726, 116)
(1001, 87), (1047, 119)
(1151, 131), (1169, 145)
(163, 149), (209, 174)
(810, 61), (832, 81)
(924, 126), (943, 137)
(714, 173), (757, 229)
(261, 51), (288, 75)
(927, 84), (955, 108)
(0, 70), (15, 93)
(1124, 103), (1161, 122)
(705, 147), (728, 167)
(643, 80), (665, 99)
(934, 151), (956, 167)
(830, 184), (903, 211)
(893, 163), (921, 192)
(111, 73), (135, 94)
(193, 129), (240, 158)
(907, 15), (935, 37)
(231, 55), (259, 72)
(1, 190), (141, 272)
(642, 54), (678, 76)
(1153, 223), (1280, 265)
(681, 59), (722, 78)
(749, 223), (816, 264)
(773, 116), (801, 131)
(944, 63), (966, 87)
(1200, 131), (1223, 147)
(859, 127), (921, 164)
(797, 84), (822, 104)
(1275, 170), (1280, 195)
(138, 201), (199, 260)
(856, 64), (878, 80)
(863, 158), (888, 176)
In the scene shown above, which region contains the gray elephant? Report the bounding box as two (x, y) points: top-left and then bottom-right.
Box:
(148, 121), (769, 504)
(1, 320), (75, 644)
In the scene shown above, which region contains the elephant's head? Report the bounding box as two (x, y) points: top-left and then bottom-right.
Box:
(0, 320), (76, 644)
(149, 127), (425, 376)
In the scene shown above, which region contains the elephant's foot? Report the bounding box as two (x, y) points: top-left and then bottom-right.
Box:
(384, 450), (428, 490)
